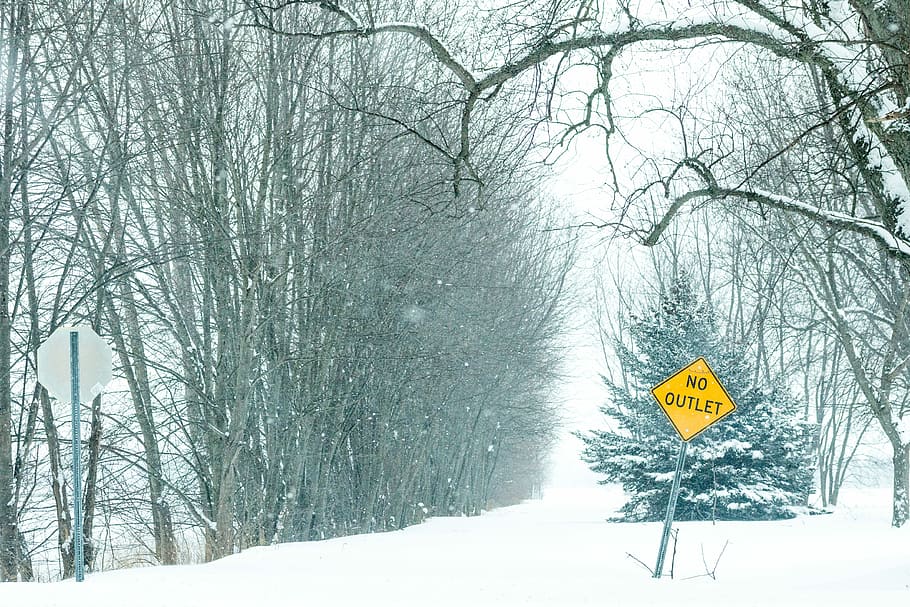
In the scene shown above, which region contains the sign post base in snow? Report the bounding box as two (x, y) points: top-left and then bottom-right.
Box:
(653, 440), (687, 578)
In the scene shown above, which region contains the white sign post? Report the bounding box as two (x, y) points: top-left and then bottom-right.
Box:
(37, 326), (113, 582)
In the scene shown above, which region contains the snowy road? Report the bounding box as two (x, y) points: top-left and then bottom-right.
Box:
(2, 483), (909, 606)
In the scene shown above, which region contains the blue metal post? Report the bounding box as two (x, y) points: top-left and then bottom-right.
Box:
(70, 331), (84, 582)
(654, 439), (687, 578)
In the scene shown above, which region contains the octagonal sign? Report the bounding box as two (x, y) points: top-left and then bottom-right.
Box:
(650, 357), (737, 442)
(37, 326), (113, 403)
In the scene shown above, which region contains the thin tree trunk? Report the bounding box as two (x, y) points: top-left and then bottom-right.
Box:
(81, 394), (102, 571)
(40, 391), (73, 578)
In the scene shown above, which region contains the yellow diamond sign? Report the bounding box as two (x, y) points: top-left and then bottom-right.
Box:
(650, 357), (737, 442)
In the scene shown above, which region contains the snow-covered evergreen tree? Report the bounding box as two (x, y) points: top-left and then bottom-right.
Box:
(579, 277), (815, 521)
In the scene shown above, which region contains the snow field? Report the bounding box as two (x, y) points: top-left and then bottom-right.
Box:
(1, 483), (908, 606)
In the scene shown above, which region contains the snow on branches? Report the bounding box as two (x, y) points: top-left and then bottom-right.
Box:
(242, 1), (910, 255)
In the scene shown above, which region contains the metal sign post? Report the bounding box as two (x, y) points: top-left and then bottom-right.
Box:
(38, 325), (112, 582)
(69, 331), (85, 582)
(653, 440), (687, 578)
(648, 357), (737, 579)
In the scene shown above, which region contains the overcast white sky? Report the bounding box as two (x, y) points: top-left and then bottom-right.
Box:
(535, 40), (732, 488)
(540, 128), (617, 488)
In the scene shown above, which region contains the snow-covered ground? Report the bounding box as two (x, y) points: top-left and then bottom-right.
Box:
(3, 449), (908, 606)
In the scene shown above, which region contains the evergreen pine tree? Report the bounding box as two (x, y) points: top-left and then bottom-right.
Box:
(579, 277), (815, 521)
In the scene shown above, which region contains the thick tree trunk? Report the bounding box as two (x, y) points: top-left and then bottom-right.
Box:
(0, 264), (15, 582)
(892, 445), (910, 528)
(213, 464), (237, 559)
(0, 0), (19, 580)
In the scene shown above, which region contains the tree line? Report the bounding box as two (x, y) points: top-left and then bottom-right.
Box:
(0, 0), (573, 580)
(235, 0), (910, 528)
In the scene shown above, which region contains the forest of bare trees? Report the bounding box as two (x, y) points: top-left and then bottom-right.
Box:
(0, 0), (573, 580)
(3, 0), (910, 585)
(231, 0), (910, 528)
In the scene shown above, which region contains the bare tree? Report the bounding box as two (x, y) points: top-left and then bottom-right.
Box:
(236, 0), (910, 525)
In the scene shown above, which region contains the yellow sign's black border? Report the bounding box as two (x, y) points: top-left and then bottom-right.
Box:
(649, 356), (738, 442)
